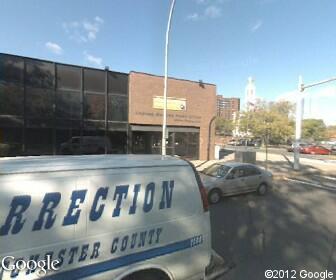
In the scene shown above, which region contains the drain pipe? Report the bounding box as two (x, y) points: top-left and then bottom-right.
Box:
(207, 116), (217, 160)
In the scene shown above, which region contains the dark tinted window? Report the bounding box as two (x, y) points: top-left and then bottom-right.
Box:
(174, 132), (199, 159)
(0, 127), (23, 156)
(56, 90), (81, 119)
(202, 164), (230, 177)
(85, 93), (105, 120)
(244, 166), (261, 176)
(108, 72), (128, 94)
(26, 60), (54, 88)
(26, 118), (53, 128)
(84, 69), (105, 92)
(229, 167), (245, 178)
(107, 131), (127, 154)
(25, 128), (53, 155)
(71, 137), (80, 144)
(0, 82), (23, 115)
(108, 95), (127, 121)
(56, 129), (80, 155)
(57, 65), (81, 90)
(0, 55), (24, 84)
(25, 87), (53, 118)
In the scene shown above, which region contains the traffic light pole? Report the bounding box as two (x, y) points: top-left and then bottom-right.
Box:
(294, 75), (336, 170)
(293, 76), (304, 170)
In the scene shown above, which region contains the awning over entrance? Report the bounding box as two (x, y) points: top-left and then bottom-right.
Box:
(130, 125), (199, 133)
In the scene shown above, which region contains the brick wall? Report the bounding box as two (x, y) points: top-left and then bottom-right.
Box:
(129, 72), (217, 160)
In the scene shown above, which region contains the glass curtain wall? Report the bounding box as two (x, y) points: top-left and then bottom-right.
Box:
(55, 64), (81, 154)
(0, 53), (128, 157)
(25, 59), (54, 155)
(107, 72), (128, 153)
(0, 55), (24, 156)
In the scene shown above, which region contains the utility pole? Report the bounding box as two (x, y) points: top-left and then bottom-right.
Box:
(162, 0), (176, 156)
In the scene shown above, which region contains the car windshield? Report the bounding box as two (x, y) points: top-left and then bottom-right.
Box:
(202, 164), (231, 178)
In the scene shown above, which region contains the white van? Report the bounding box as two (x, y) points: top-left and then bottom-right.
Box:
(0, 155), (224, 280)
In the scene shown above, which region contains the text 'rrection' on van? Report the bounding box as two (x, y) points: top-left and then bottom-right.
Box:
(0, 155), (226, 280)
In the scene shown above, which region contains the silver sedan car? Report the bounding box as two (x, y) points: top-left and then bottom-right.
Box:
(199, 162), (273, 204)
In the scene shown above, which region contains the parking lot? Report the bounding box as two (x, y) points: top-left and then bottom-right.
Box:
(210, 176), (336, 279)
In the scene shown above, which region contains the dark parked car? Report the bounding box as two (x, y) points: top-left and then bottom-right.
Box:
(287, 143), (309, 152)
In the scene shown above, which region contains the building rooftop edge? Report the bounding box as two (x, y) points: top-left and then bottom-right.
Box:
(129, 71), (216, 86)
(0, 52), (128, 76)
(1, 52), (216, 87)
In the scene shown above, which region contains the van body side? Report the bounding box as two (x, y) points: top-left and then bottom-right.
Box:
(0, 155), (211, 280)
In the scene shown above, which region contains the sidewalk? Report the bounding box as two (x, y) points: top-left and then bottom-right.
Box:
(191, 152), (336, 179)
(256, 152), (336, 178)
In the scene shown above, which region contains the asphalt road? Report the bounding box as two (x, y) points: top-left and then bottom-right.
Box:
(210, 176), (336, 280)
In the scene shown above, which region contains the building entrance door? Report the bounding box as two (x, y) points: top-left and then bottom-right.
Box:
(131, 127), (200, 160)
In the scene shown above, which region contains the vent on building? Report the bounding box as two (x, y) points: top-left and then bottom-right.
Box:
(199, 79), (205, 88)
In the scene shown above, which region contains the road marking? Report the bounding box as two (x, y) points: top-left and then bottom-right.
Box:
(322, 160), (336, 164)
(320, 175), (336, 181)
(284, 177), (336, 192)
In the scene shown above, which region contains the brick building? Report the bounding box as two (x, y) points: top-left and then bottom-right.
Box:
(129, 72), (217, 160)
(217, 96), (240, 120)
(0, 53), (217, 160)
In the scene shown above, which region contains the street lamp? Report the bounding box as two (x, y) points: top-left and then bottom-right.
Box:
(294, 75), (336, 170)
(162, 0), (176, 156)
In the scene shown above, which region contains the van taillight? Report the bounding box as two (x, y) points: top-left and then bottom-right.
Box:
(182, 158), (209, 212)
(198, 181), (209, 212)
(195, 172), (209, 212)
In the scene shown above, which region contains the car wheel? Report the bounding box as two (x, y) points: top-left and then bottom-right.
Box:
(208, 189), (221, 204)
(257, 183), (268, 195)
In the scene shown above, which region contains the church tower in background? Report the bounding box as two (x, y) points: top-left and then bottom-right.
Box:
(245, 77), (256, 111)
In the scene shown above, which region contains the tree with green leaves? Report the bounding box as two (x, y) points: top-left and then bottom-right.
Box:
(326, 125), (336, 139)
(239, 101), (295, 144)
(302, 119), (326, 141)
(215, 117), (234, 136)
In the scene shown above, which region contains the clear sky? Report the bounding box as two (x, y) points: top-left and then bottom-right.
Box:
(1, 0), (336, 124)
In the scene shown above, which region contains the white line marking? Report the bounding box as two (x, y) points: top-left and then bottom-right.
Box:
(285, 177), (336, 191)
(321, 175), (336, 181)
